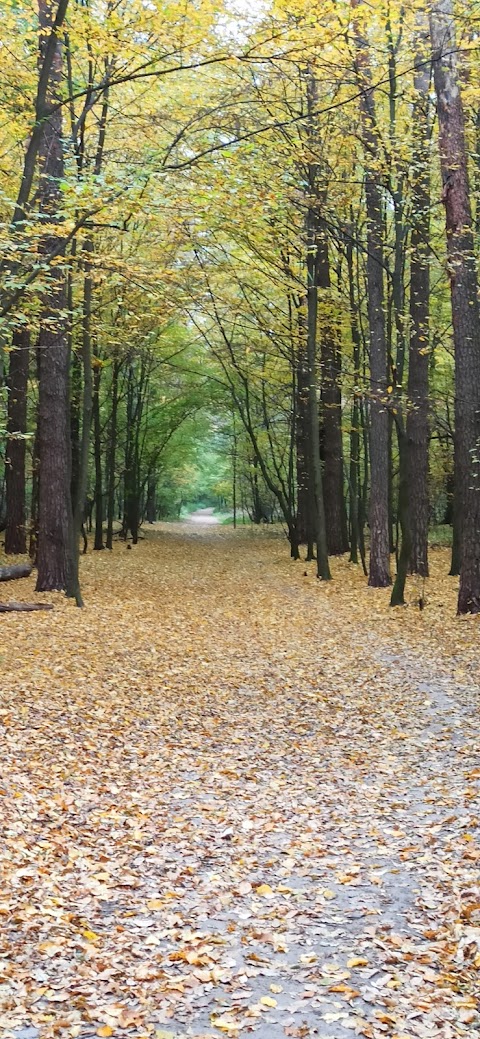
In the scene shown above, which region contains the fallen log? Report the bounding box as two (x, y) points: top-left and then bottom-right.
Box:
(0, 602), (53, 612)
(0, 564), (32, 582)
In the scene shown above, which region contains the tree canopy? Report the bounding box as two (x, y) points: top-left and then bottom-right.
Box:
(1, 0), (480, 612)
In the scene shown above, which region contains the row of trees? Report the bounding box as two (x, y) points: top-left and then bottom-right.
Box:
(0, 0), (479, 612)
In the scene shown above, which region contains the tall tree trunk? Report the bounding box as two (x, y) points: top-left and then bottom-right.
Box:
(295, 341), (310, 545)
(303, 70), (330, 579)
(5, 328), (29, 554)
(70, 244), (94, 591)
(366, 193), (390, 584)
(93, 361), (104, 550)
(68, 241), (81, 512)
(35, 0), (76, 595)
(430, 1), (480, 613)
(29, 349), (41, 562)
(346, 232), (367, 574)
(390, 421), (411, 605)
(318, 235), (348, 555)
(306, 206), (331, 580)
(351, 0), (391, 587)
(407, 34), (431, 578)
(123, 361), (136, 542)
(106, 357), (119, 550)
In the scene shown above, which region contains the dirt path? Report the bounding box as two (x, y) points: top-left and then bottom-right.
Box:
(1, 526), (479, 1039)
(183, 509), (220, 525)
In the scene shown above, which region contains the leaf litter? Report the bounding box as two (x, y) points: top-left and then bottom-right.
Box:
(0, 523), (479, 1039)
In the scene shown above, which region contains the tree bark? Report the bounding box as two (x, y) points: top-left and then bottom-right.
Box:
(306, 206), (331, 580)
(407, 28), (431, 578)
(295, 341), (311, 546)
(318, 235), (348, 555)
(346, 229), (366, 571)
(390, 421), (411, 605)
(5, 1), (70, 236)
(430, 1), (480, 613)
(68, 242), (81, 512)
(93, 362), (104, 550)
(106, 357), (119, 550)
(351, 0), (391, 587)
(0, 563), (32, 581)
(146, 473), (156, 523)
(35, 0), (76, 595)
(5, 329), (29, 554)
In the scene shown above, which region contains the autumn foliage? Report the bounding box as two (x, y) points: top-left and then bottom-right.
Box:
(0, 524), (479, 1037)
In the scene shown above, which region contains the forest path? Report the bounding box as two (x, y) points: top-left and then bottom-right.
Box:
(1, 527), (479, 1039)
(182, 509), (220, 525)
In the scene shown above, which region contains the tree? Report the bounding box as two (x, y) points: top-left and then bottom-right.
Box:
(430, 0), (480, 614)
(35, 0), (77, 598)
(350, 0), (391, 587)
(407, 23), (431, 579)
(5, 328), (29, 554)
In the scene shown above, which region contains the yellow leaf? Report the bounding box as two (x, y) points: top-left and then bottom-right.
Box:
(211, 1015), (241, 1032)
(147, 898), (164, 910)
(82, 929), (100, 941)
(322, 888), (336, 899)
(38, 941), (63, 957)
(270, 984), (282, 993)
(256, 883), (274, 896)
(260, 996), (277, 1007)
(97, 1028), (113, 1037)
(347, 957), (368, 968)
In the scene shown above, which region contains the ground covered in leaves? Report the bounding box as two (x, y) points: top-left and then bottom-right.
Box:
(1, 523), (479, 1039)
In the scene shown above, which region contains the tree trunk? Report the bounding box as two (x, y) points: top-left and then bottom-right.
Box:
(430, 1), (480, 613)
(93, 362), (104, 550)
(68, 241), (81, 513)
(106, 357), (119, 550)
(295, 342), (311, 545)
(0, 0), (70, 292)
(29, 404), (40, 562)
(407, 28), (431, 578)
(69, 244), (94, 600)
(146, 473), (156, 523)
(390, 423), (411, 605)
(351, 0), (391, 587)
(0, 563), (32, 581)
(346, 231), (364, 569)
(306, 207), (331, 580)
(318, 236), (348, 555)
(5, 328), (29, 554)
(35, 0), (76, 595)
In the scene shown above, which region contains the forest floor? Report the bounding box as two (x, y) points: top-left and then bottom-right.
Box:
(1, 524), (479, 1039)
